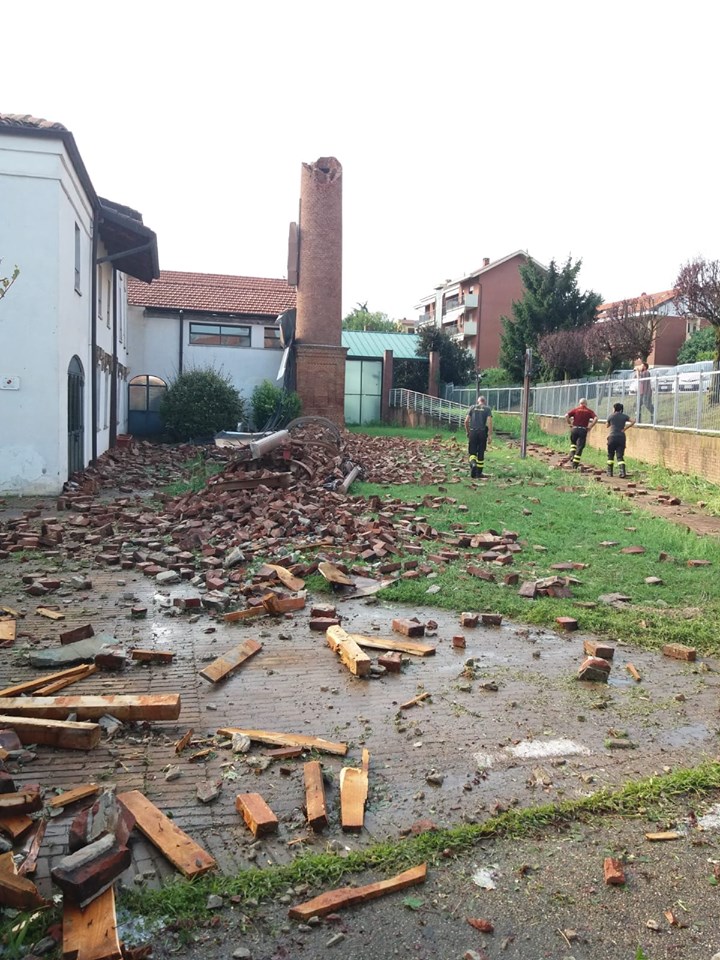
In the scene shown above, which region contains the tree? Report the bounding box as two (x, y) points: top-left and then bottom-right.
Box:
(0, 260), (19, 304)
(677, 325), (716, 363)
(585, 298), (664, 375)
(415, 326), (475, 386)
(537, 329), (589, 381)
(159, 368), (245, 441)
(342, 303), (401, 333)
(499, 257), (602, 381)
(674, 258), (720, 364)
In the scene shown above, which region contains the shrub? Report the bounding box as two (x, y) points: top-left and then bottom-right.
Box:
(251, 380), (302, 429)
(159, 368), (245, 441)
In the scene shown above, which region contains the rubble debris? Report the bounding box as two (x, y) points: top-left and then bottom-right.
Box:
(392, 618), (425, 638)
(174, 729), (194, 754)
(0, 785), (42, 814)
(603, 857), (626, 885)
(577, 657), (611, 682)
(68, 790), (118, 852)
(52, 829), (132, 907)
(117, 790), (216, 877)
(199, 639), (262, 683)
(556, 617), (578, 631)
(318, 562), (354, 587)
(288, 863), (427, 921)
(481, 614), (502, 627)
(59, 624), (95, 645)
(378, 652), (403, 672)
(583, 640), (615, 660)
(217, 728), (348, 756)
(340, 749), (369, 832)
(400, 691), (431, 710)
(235, 793), (279, 837)
(130, 649), (175, 664)
(0, 852), (46, 909)
(326, 625), (372, 677)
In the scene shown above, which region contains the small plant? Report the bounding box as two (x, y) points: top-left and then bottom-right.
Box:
(159, 368), (244, 441)
(251, 380), (301, 429)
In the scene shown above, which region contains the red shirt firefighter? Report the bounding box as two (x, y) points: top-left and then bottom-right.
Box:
(565, 398), (598, 470)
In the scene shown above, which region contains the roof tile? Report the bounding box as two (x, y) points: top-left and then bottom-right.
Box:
(127, 270), (296, 317)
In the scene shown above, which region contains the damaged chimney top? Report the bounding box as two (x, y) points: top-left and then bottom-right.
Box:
(483, 257), (490, 267)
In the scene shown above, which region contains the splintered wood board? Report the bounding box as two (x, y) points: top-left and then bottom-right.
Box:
(0, 619), (16, 644)
(63, 885), (122, 960)
(349, 633), (437, 657)
(235, 793), (278, 837)
(289, 863), (427, 921)
(0, 664), (92, 698)
(258, 564), (305, 592)
(0, 715), (100, 751)
(199, 639), (262, 683)
(303, 761), (328, 830)
(0, 786), (42, 814)
(18, 819), (46, 876)
(131, 649), (175, 663)
(217, 728), (348, 757)
(340, 749), (369, 832)
(35, 665), (96, 696)
(117, 790), (216, 878)
(0, 694), (181, 722)
(326, 625), (371, 677)
(36, 607), (65, 620)
(0, 814), (34, 840)
(48, 784), (99, 809)
(0, 863), (46, 910)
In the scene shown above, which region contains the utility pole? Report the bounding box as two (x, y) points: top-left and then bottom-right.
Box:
(520, 349), (532, 459)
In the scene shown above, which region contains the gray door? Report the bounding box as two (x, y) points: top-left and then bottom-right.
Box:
(67, 356), (85, 477)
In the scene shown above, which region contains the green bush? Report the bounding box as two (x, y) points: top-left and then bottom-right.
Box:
(159, 368), (245, 441)
(251, 380), (302, 429)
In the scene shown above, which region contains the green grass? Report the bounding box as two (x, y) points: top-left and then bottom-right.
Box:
(117, 762), (720, 923)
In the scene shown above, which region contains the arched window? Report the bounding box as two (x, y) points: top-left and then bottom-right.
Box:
(129, 375), (167, 412)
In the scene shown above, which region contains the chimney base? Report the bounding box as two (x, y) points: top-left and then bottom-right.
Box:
(295, 343), (348, 426)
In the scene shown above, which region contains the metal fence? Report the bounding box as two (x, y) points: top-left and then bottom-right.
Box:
(398, 369), (720, 433)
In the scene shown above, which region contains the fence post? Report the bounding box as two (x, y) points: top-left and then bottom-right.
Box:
(696, 378), (704, 431)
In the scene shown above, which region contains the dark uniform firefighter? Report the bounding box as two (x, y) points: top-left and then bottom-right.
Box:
(464, 396), (493, 479)
(606, 402), (635, 478)
(565, 398), (598, 469)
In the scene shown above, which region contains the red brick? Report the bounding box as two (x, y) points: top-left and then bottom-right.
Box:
(603, 857), (625, 885)
(662, 643), (696, 662)
(392, 618), (425, 637)
(583, 639), (615, 660)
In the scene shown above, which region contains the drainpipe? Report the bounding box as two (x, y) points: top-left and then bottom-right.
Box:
(178, 309), (184, 374)
(474, 284), (483, 401)
(109, 268), (118, 447)
(90, 212), (99, 463)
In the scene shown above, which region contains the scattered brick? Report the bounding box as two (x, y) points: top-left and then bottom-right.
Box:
(460, 613), (478, 628)
(583, 639), (615, 660)
(452, 635), (466, 649)
(556, 617), (578, 631)
(378, 652), (402, 673)
(577, 657), (611, 682)
(662, 643), (696, 662)
(392, 618), (425, 638)
(604, 857), (626, 886)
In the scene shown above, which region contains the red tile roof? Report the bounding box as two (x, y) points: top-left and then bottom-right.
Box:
(0, 113), (67, 131)
(598, 289), (677, 316)
(127, 270), (297, 317)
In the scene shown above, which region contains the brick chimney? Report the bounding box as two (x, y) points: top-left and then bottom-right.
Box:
(483, 257), (490, 267)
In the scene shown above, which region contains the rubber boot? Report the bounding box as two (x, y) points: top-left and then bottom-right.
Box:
(619, 464), (626, 479)
(607, 463), (613, 477)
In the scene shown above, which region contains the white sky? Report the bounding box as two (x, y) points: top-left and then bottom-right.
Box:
(2, 0), (718, 320)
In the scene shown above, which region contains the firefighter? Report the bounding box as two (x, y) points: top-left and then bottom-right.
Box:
(606, 402), (635, 477)
(565, 398), (598, 469)
(464, 396), (493, 479)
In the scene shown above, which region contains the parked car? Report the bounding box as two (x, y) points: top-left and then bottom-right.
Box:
(626, 368), (674, 394)
(679, 371), (710, 391)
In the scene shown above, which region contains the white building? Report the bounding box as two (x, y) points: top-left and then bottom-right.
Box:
(0, 114), (158, 494)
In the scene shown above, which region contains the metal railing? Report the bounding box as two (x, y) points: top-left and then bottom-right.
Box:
(396, 370), (720, 434)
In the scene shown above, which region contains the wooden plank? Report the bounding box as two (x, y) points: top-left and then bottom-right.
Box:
(116, 790), (216, 878)
(0, 859), (46, 910)
(400, 691), (431, 711)
(0, 694), (181, 722)
(217, 728), (348, 757)
(0, 786), (42, 814)
(303, 761), (328, 831)
(288, 863), (427, 921)
(266, 746), (303, 759)
(0, 715), (101, 751)
(0, 619), (16, 644)
(48, 785), (100, 809)
(223, 606), (268, 623)
(0, 664), (92, 698)
(36, 665), (96, 696)
(258, 564), (305, 592)
(349, 633), (436, 657)
(18, 819), (46, 876)
(63, 885), (122, 960)
(199, 639), (262, 683)
(340, 749), (369, 832)
(0, 814), (34, 840)
(326, 625), (372, 677)
(235, 793), (279, 837)
(130, 649), (175, 664)
(37, 607), (65, 620)
(318, 561), (354, 586)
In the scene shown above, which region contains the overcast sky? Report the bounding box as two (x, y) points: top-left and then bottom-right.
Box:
(3, 0), (717, 320)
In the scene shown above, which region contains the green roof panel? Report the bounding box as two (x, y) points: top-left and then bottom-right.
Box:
(341, 331), (425, 360)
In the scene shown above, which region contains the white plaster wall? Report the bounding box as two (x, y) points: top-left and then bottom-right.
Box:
(127, 309), (283, 406)
(0, 134), (93, 494)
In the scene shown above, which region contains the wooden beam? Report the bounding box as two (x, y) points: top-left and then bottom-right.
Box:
(0, 715), (101, 751)
(62, 885), (122, 960)
(0, 664), (92, 698)
(326, 625), (371, 678)
(116, 790), (216, 878)
(0, 695), (181, 722)
(130, 649), (175, 664)
(48, 785), (100, 809)
(340, 749), (369, 832)
(349, 633), (436, 657)
(235, 793), (279, 838)
(217, 728), (348, 757)
(0, 860), (46, 910)
(0, 786), (42, 815)
(303, 761), (328, 831)
(288, 863), (427, 921)
(18, 819), (46, 876)
(0, 814), (34, 840)
(35, 665), (96, 696)
(199, 639), (262, 683)
(0, 619), (16, 645)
